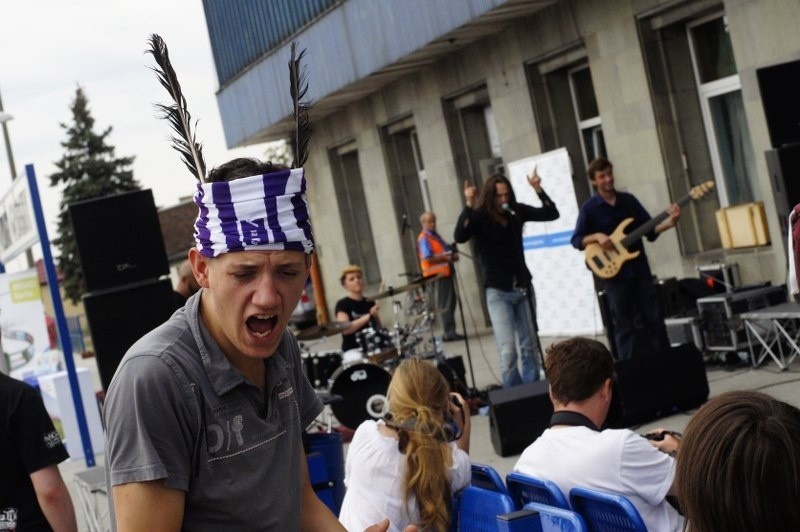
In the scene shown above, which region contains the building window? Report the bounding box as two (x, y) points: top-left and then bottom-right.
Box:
(527, 52), (602, 206)
(443, 85), (503, 191)
(329, 142), (382, 287)
(569, 64), (606, 168)
(381, 118), (428, 276)
(688, 15), (756, 207)
(638, 5), (756, 253)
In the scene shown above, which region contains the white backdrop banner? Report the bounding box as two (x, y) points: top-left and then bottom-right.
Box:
(506, 148), (603, 336)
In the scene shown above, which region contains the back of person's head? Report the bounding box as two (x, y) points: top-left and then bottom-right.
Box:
(587, 157), (612, 181)
(340, 264), (362, 286)
(387, 358), (454, 531)
(676, 390), (800, 532)
(207, 158), (289, 183)
(545, 337), (614, 405)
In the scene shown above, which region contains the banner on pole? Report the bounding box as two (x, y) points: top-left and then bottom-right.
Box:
(0, 176), (38, 264)
(0, 268), (61, 379)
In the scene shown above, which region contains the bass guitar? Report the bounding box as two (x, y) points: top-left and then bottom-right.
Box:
(584, 181), (715, 279)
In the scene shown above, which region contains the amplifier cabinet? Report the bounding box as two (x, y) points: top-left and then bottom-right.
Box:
(665, 317), (703, 351)
(697, 286), (787, 351)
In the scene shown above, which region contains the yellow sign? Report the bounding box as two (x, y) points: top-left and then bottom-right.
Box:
(9, 276), (40, 303)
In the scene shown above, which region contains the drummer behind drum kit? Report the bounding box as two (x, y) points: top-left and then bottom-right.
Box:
(296, 274), (465, 431)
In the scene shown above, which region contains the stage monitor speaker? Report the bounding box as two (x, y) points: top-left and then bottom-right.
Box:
(69, 189), (169, 292)
(757, 59), (800, 148)
(488, 379), (553, 457)
(84, 278), (175, 390)
(606, 343), (708, 429)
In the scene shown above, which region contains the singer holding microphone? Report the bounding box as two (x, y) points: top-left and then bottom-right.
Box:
(454, 169), (559, 387)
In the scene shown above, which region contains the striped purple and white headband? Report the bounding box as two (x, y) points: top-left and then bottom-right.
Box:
(193, 167), (315, 257)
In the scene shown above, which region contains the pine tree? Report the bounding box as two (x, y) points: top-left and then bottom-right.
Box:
(50, 86), (139, 304)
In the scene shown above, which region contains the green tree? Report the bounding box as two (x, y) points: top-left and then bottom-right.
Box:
(50, 86), (139, 303)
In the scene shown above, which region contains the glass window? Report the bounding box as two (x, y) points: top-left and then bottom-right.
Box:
(689, 17), (737, 83)
(689, 13), (756, 206)
(708, 90), (756, 205)
(569, 64), (605, 168)
(571, 67), (599, 121)
(582, 126), (606, 163)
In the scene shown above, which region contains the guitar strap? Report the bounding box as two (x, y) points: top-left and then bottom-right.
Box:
(549, 410), (601, 432)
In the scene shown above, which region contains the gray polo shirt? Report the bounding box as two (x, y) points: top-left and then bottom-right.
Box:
(105, 290), (323, 530)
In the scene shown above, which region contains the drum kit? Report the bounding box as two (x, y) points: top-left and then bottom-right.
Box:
(296, 274), (456, 431)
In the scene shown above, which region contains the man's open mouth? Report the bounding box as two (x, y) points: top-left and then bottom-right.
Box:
(246, 314), (278, 338)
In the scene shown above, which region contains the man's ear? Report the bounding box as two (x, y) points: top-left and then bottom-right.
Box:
(188, 248), (211, 288)
(600, 378), (613, 402)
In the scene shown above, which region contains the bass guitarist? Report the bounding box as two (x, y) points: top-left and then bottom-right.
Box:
(572, 157), (680, 361)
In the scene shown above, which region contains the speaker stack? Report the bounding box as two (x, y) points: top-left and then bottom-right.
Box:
(606, 343), (709, 428)
(758, 59), (800, 237)
(487, 379), (553, 457)
(70, 189), (174, 390)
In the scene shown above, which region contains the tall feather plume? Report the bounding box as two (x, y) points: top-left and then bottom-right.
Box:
(146, 34), (207, 182)
(288, 42), (313, 168)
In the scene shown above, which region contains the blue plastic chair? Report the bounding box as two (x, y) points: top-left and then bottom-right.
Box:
(523, 502), (587, 532)
(506, 472), (570, 510)
(569, 487), (647, 532)
(457, 486), (515, 532)
(470, 463), (509, 495)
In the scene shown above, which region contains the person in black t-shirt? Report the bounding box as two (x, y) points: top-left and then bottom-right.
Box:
(334, 265), (381, 353)
(0, 372), (77, 531)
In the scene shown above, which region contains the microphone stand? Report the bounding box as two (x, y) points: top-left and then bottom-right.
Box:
(450, 245), (478, 396)
(401, 213), (421, 279)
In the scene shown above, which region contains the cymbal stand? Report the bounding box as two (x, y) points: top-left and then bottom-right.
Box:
(390, 298), (405, 357)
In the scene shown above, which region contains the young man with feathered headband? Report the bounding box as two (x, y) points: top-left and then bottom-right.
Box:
(103, 36), (407, 532)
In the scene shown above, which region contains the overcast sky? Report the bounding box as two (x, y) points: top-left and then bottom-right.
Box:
(1, 0), (272, 266)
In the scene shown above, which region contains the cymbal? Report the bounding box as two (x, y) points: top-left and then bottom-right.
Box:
(295, 321), (350, 340)
(368, 274), (440, 300)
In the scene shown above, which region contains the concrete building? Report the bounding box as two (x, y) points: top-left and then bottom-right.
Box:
(203, 0), (800, 329)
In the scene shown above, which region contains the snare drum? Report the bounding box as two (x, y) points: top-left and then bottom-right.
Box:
(328, 362), (392, 430)
(301, 350), (343, 390)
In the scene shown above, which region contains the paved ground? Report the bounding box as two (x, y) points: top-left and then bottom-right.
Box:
(58, 326), (800, 530)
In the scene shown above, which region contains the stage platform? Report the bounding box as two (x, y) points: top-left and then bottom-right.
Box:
(741, 302), (800, 370)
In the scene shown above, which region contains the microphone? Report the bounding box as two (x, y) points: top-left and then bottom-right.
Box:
(502, 203), (516, 216)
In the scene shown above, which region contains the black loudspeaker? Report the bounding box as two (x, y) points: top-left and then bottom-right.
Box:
(766, 144), (800, 229)
(757, 59), (800, 148)
(84, 278), (175, 390)
(69, 189), (169, 292)
(606, 343), (708, 429)
(488, 380), (553, 457)
(437, 355), (468, 397)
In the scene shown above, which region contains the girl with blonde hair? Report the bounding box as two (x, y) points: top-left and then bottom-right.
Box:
(338, 358), (471, 531)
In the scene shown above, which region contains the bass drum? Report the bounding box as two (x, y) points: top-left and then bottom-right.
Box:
(328, 362), (392, 430)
